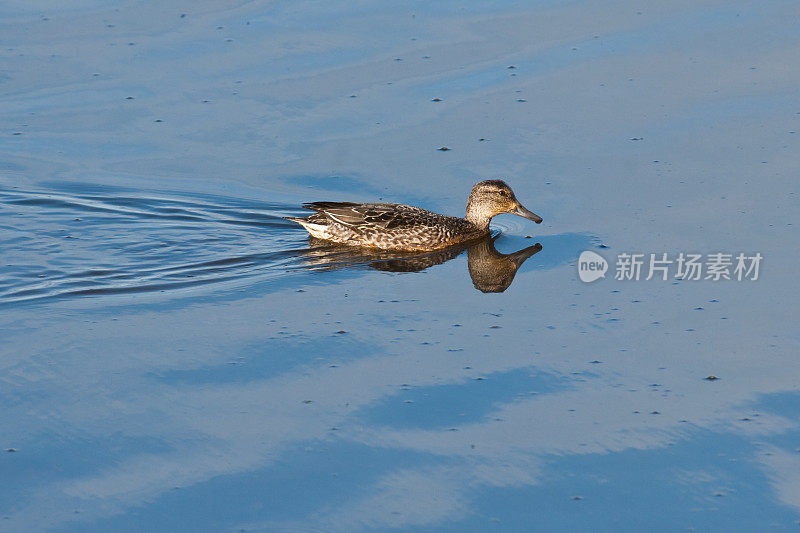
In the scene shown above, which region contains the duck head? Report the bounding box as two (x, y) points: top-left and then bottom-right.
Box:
(465, 179), (543, 230)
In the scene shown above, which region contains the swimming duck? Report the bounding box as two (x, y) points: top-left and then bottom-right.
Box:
(286, 180), (542, 252)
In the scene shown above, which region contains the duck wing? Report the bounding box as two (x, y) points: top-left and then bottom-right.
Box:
(302, 202), (430, 230)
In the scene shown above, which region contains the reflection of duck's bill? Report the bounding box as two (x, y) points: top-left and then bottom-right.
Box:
(508, 243), (543, 266)
(513, 204), (543, 224)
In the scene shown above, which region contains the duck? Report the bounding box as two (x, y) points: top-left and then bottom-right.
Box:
(286, 179), (543, 252)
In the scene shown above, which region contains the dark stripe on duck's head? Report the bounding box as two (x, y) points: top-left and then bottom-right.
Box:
(466, 180), (543, 229)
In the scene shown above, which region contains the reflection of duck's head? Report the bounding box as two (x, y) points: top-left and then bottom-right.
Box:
(299, 235), (541, 293)
(467, 235), (542, 293)
(465, 180), (543, 231)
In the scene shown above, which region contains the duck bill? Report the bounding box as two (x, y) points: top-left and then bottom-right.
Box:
(513, 204), (543, 224)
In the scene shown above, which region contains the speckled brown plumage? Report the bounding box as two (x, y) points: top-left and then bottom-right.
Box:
(286, 180), (542, 252)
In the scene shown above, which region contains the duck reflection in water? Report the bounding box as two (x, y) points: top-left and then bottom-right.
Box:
(299, 235), (542, 293)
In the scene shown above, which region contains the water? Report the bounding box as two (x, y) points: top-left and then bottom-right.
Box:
(1, 0), (799, 531)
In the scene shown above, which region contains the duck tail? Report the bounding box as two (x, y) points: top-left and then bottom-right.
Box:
(285, 216), (330, 239)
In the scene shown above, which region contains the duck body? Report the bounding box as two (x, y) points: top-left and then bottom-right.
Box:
(286, 180), (542, 252)
(287, 202), (485, 252)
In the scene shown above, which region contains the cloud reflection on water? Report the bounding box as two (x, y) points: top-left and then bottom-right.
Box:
(1, 0), (798, 530)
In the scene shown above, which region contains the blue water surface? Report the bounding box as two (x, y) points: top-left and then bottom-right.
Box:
(1, 0), (798, 531)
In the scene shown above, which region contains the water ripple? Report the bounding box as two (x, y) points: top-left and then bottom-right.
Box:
(0, 185), (309, 305)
